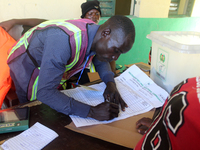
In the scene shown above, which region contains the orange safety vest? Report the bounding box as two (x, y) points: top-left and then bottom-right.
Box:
(0, 27), (16, 108)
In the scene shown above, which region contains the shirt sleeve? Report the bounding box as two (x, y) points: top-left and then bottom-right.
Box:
(35, 28), (90, 118)
(93, 56), (115, 84)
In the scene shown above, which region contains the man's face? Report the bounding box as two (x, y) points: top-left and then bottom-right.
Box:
(84, 9), (100, 24)
(94, 29), (133, 62)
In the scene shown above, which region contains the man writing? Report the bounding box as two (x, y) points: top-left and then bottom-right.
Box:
(7, 15), (135, 121)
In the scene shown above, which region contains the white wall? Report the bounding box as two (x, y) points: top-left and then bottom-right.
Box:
(134, 0), (171, 18)
(0, 0), (86, 21)
(129, 0), (135, 15)
(1, 0), (198, 22)
(191, 0), (200, 17)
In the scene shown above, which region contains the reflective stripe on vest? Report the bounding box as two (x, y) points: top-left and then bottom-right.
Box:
(19, 19), (94, 100)
(8, 19), (83, 71)
(30, 74), (39, 101)
(59, 79), (68, 90)
(90, 62), (96, 72)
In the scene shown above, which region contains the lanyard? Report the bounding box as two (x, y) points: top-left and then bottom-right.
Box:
(76, 55), (90, 85)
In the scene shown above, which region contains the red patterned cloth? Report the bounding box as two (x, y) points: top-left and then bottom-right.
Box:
(135, 77), (200, 150)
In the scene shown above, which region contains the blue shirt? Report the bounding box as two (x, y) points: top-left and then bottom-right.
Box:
(9, 23), (114, 118)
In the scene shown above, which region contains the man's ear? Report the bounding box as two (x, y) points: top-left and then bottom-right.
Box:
(101, 28), (111, 38)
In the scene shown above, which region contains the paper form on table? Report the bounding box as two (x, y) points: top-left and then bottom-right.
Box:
(62, 65), (169, 127)
(1, 122), (58, 150)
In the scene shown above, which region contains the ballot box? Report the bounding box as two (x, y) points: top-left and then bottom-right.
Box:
(147, 31), (200, 93)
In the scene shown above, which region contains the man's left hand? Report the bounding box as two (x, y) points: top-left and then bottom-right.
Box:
(103, 82), (128, 111)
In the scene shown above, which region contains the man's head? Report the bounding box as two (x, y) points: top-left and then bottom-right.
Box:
(81, 0), (101, 24)
(92, 15), (135, 62)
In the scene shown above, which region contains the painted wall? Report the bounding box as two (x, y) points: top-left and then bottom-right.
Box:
(1, 0), (200, 68)
(99, 16), (200, 67)
(191, 0), (200, 17)
(134, 0), (171, 18)
(0, 0), (85, 21)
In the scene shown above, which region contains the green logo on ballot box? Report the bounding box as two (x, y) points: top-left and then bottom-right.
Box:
(160, 53), (165, 62)
(156, 48), (169, 80)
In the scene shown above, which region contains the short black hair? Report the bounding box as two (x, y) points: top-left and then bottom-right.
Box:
(105, 15), (135, 43)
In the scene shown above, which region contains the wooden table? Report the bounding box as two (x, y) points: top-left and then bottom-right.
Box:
(0, 62), (151, 149)
(0, 101), (132, 150)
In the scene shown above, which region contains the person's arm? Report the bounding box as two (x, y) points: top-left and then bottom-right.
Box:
(92, 56), (115, 84)
(34, 28), (119, 121)
(32, 28), (90, 118)
(109, 61), (116, 75)
(0, 18), (47, 32)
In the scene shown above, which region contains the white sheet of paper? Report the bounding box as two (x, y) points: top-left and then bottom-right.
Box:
(62, 65), (169, 127)
(116, 65), (168, 108)
(1, 122), (58, 150)
(79, 85), (99, 91)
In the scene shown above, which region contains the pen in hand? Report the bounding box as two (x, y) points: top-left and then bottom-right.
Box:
(105, 96), (118, 106)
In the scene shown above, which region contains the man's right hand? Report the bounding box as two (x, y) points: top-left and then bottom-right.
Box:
(87, 102), (119, 121)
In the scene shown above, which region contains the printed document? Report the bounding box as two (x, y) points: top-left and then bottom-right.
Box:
(62, 65), (169, 127)
(1, 122), (58, 150)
